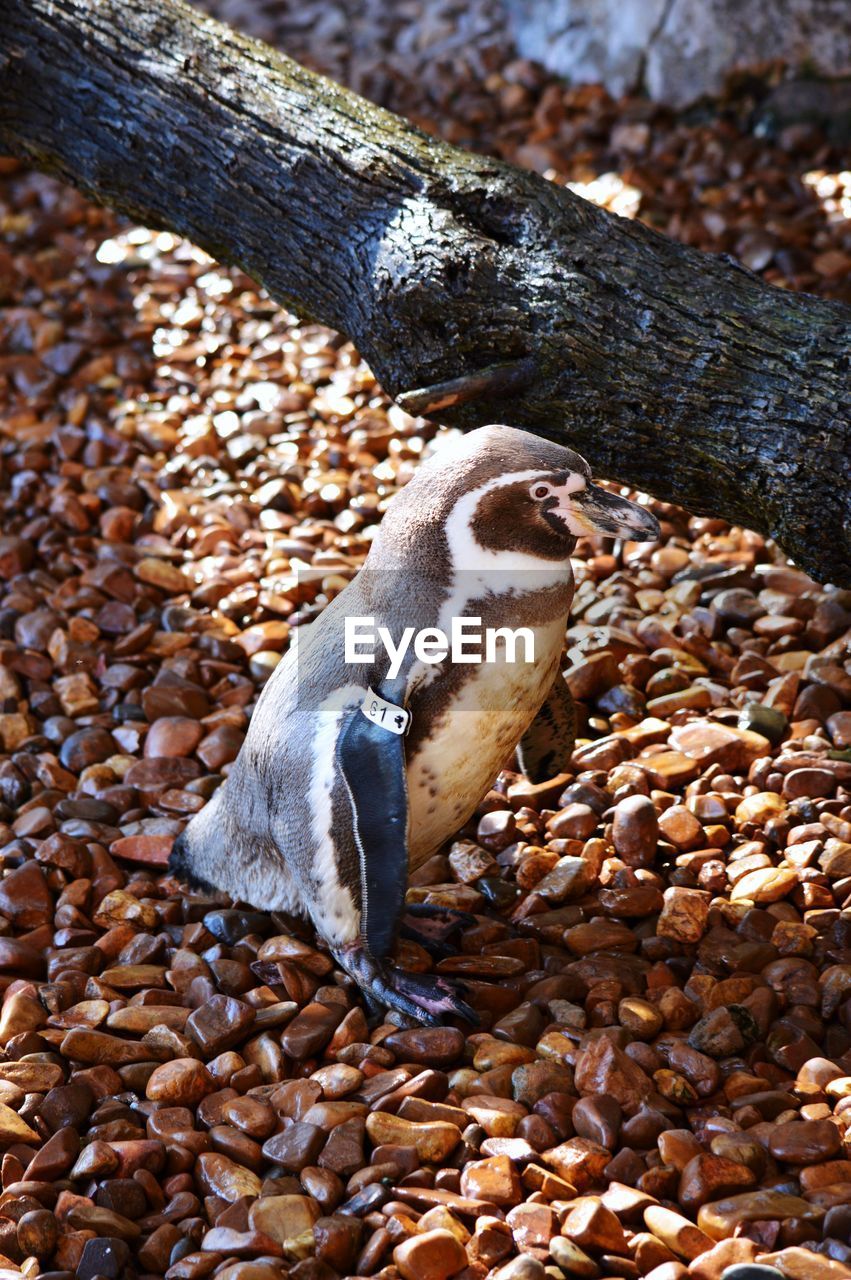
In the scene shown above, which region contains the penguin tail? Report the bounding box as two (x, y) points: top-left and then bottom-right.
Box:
(168, 829), (220, 895)
(168, 786), (233, 896)
(168, 783), (305, 916)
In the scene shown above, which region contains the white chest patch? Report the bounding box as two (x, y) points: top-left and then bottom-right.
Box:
(406, 614), (567, 863)
(308, 682), (363, 946)
(403, 470), (574, 859)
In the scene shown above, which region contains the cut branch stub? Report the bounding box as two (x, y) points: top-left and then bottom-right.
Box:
(396, 357), (539, 417)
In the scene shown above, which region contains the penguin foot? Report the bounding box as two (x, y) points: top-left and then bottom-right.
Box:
(334, 943), (478, 1028)
(400, 904), (477, 959)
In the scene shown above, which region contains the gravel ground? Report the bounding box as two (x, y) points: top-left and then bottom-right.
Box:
(198, 0), (512, 107)
(0, 14), (850, 1280)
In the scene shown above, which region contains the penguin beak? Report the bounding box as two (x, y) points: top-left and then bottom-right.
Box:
(548, 481), (660, 542)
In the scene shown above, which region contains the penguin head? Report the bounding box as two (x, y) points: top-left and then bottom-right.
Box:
(526, 464), (662, 544)
(445, 425), (660, 561)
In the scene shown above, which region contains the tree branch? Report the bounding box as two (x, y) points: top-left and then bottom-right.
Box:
(1, 0), (849, 583)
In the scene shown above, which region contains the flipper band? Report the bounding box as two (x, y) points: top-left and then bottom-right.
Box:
(360, 688), (410, 735)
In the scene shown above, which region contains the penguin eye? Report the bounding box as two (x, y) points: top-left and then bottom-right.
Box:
(531, 484), (550, 500)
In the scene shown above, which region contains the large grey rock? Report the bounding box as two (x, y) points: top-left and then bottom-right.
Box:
(507, 0), (666, 100)
(506, 0), (851, 106)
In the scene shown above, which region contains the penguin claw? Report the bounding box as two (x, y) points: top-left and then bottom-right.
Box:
(384, 967), (479, 1027)
(334, 944), (478, 1028)
(400, 903), (477, 958)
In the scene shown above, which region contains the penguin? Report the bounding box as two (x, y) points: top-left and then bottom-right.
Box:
(170, 425), (660, 1024)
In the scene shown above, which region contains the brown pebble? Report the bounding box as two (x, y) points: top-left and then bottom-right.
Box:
(146, 1058), (215, 1105)
(196, 1151), (262, 1202)
(573, 1096), (622, 1149)
(383, 1026), (466, 1067)
(186, 995), (256, 1054)
(460, 1155), (521, 1206)
(248, 1193), (321, 1242)
(574, 1038), (652, 1110)
(144, 716), (204, 758)
(261, 1122), (327, 1171)
(280, 1001), (344, 1059)
(768, 1117), (842, 1163)
(644, 1205), (713, 1260)
(17, 1207), (57, 1259)
(393, 1227), (467, 1280)
(678, 1152), (757, 1210)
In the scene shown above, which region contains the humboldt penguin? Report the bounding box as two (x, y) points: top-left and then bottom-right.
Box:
(170, 425), (660, 1023)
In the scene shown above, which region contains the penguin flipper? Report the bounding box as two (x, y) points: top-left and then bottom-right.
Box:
(337, 694), (410, 960)
(516, 672), (576, 784)
(336, 694), (479, 1026)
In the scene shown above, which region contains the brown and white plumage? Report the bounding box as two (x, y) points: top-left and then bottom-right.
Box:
(171, 425), (659, 1021)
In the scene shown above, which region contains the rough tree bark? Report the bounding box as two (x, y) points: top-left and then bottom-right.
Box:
(0, 0), (849, 584)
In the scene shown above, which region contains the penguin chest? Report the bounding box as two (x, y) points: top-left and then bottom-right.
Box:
(406, 618), (566, 864)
